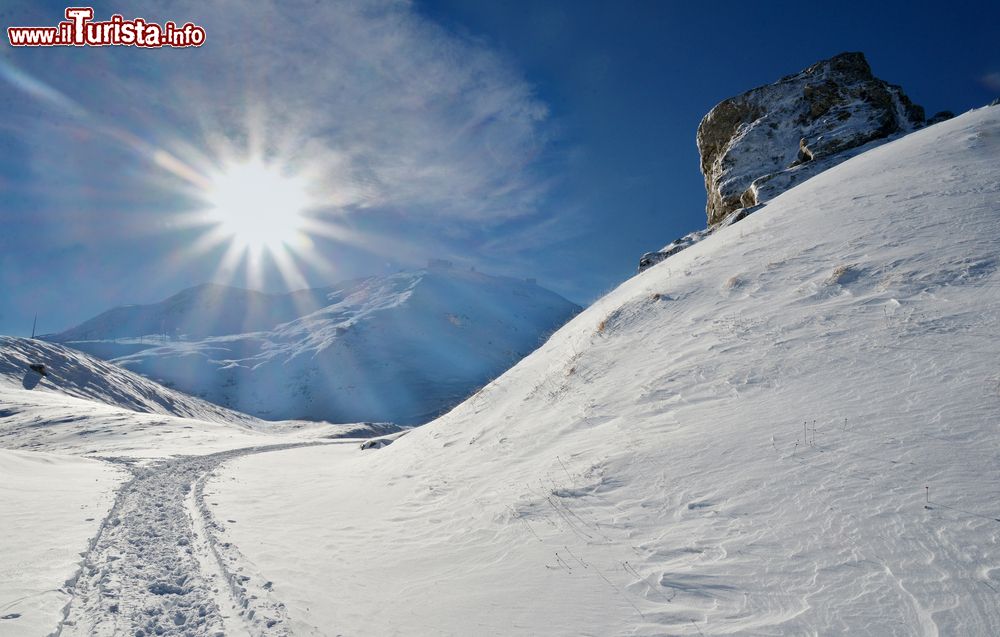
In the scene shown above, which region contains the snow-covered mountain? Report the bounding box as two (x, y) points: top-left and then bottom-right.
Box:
(41, 281), (347, 358)
(199, 105), (1000, 634)
(46, 267), (580, 424)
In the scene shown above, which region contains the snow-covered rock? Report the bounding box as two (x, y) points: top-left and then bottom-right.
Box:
(698, 51), (924, 225)
(640, 52), (932, 272)
(639, 204), (762, 271)
(47, 269), (580, 425)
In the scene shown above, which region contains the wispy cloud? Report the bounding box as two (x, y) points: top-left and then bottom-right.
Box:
(2, 0), (553, 225)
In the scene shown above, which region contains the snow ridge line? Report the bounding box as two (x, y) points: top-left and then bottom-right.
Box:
(49, 442), (339, 637)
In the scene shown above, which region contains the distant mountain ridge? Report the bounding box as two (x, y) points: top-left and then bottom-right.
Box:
(43, 282), (345, 342)
(45, 267), (580, 425)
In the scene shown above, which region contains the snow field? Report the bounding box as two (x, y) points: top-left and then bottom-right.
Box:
(0, 336), (388, 635)
(0, 449), (125, 636)
(57, 444), (344, 637)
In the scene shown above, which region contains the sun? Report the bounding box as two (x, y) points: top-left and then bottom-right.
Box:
(206, 159), (311, 252)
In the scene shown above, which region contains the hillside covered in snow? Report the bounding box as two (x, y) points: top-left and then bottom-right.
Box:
(1, 335), (257, 426)
(201, 105), (1000, 634)
(0, 336), (391, 455)
(45, 267), (580, 424)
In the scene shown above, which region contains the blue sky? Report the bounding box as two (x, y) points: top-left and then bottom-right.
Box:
(1, 0), (998, 336)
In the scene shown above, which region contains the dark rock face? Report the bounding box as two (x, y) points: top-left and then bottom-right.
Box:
(697, 52), (925, 226)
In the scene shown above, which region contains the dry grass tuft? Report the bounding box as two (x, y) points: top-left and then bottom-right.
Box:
(827, 263), (857, 285)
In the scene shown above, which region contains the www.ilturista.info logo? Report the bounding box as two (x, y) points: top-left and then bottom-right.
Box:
(7, 7), (205, 48)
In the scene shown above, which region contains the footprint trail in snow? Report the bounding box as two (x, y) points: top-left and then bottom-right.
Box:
(56, 443), (330, 637)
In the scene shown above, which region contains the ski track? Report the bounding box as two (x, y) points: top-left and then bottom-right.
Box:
(53, 442), (335, 637)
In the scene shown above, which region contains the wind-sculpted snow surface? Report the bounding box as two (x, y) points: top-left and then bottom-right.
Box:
(206, 106), (1000, 635)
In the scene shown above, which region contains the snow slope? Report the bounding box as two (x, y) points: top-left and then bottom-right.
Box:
(1, 336), (259, 426)
(207, 105), (1000, 635)
(52, 268), (579, 424)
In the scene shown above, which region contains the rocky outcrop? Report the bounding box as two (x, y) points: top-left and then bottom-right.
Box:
(640, 52), (929, 272)
(698, 52), (924, 225)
